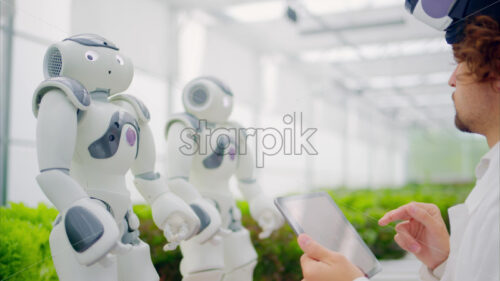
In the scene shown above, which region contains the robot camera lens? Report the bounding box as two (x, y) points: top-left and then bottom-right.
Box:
(85, 51), (99, 62)
(189, 87), (208, 106)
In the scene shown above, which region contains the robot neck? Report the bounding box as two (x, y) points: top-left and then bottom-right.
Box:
(90, 89), (110, 102)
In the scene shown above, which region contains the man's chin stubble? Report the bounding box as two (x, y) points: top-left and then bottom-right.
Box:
(455, 114), (472, 133)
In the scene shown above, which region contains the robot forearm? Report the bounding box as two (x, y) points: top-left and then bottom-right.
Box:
(166, 177), (223, 244)
(238, 178), (261, 203)
(134, 174), (197, 230)
(167, 177), (202, 203)
(238, 179), (284, 238)
(238, 179), (270, 218)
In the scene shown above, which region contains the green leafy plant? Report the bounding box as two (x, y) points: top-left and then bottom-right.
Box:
(0, 183), (473, 280)
(0, 203), (58, 281)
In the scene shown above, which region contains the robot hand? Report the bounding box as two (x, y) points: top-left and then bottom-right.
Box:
(188, 198), (225, 245)
(249, 196), (284, 239)
(256, 209), (284, 239)
(147, 192), (201, 251)
(162, 213), (199, 251)
(62, 198), (121, 266)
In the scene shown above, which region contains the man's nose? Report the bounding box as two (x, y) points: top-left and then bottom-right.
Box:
(448, 65), (458, 87)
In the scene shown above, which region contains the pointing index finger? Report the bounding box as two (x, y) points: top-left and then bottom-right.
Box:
(379, 204), (415, 226)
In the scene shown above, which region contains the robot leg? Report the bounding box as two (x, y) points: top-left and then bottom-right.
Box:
(180, 238), (225, 281)
(117, 209), (159, 281)
(117, 240), (158, 281)
(222, 260), (257, 281)
(50, 217), (118, 281)
(222, 228), (258, 281)
(182, 270), (225, 281)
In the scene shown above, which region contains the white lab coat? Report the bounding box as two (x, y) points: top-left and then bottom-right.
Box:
(355, 142), (499, 281)
(419, 141), (499, 281)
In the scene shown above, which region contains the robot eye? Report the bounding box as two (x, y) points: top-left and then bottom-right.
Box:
(116, 55), (124, 65)
(85, 51), (99, 62)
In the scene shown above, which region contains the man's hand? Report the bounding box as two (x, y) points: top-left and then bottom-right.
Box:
(298, 234), (364, 281)
(378, 202), (450, 269)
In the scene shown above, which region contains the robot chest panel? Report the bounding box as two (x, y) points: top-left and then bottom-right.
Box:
(193, 128), (238, 177)
(74, 102), (139, 171)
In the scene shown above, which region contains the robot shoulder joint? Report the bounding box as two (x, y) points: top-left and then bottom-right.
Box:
(165, 113), (201, 139)
(32, 77), (90, 117)
(109, 94), (151, 123)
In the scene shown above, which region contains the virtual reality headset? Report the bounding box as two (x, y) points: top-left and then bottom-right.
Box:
(405, 0), (500, 44)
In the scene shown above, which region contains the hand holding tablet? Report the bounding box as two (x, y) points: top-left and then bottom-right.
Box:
(274, 192), (382, 278)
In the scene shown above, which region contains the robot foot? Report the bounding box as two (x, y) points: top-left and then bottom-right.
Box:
(182, 269), (224, 281)
(222, 260), (257, 281)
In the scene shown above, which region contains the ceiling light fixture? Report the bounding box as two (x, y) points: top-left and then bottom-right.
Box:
(224, 1), (285, 23)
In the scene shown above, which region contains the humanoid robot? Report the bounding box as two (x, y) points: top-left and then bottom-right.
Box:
(33, 34), (220, 281)
(165, 77), (285, 281)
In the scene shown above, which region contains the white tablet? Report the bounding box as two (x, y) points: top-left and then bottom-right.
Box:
(274, 192), (382, 278)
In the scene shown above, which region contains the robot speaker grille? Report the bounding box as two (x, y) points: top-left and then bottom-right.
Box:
(46, 48), (62, 77)
(189, 86), (208, 106)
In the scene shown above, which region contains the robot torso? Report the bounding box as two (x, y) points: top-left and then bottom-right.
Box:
(70, 94), (141, 220)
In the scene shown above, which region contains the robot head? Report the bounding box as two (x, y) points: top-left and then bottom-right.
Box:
(406, 0), (500, 43)
(43, 34), (133, 95)
(182, 77), (234, 123)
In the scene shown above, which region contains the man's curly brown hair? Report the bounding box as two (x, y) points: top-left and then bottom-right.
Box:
(452, 15), (500, 83)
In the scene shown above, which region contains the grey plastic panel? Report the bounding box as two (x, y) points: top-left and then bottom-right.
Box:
(53, 214), (62, 226)
(46, 47), (62, 77)
(238, 178), (256, 184)
(121, 212), (141, 245)
(64, 34), (119, 51)
(190, 204), (211, 233)
(64, 206), (104, 253)
(228, 207), (243, 232)
(35, 77), (91, 110)
(121, 94), (150, 121)
(136, 172), (160, 181)
(202, 150), (224, 169)
(88, 111), (139, 159)
(202, 136), (230, 169)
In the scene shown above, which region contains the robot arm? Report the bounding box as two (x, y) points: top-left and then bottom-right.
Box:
(35, 89), (120, 266)
(131, 119), (202, 250)
(236, 131), (284, 239)
(165, 121), (223, 244)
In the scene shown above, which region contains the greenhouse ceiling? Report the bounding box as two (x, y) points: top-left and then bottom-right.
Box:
(167, 0), (457, 130)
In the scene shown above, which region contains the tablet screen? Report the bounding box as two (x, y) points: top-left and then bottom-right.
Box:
(275, 192), (382, 278)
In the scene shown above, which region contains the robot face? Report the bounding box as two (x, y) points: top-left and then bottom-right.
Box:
(43, 34), (133, 95)
(182, 77), (234, 123)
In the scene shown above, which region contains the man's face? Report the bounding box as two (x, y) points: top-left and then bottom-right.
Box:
(448, 62), (499, 134)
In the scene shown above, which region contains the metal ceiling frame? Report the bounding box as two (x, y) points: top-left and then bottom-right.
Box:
(0, 0), (15, 206)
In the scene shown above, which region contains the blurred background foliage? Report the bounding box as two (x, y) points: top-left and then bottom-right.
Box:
(0, 183), (473, 281)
